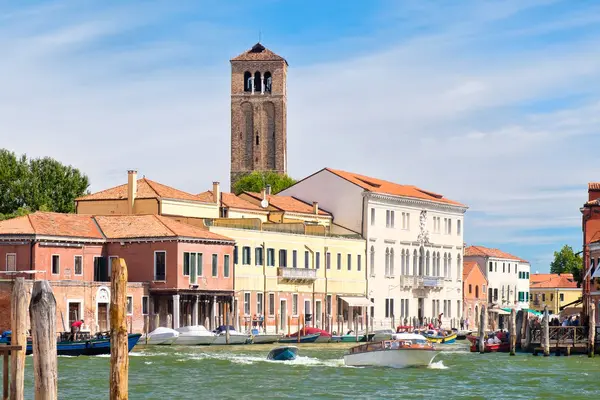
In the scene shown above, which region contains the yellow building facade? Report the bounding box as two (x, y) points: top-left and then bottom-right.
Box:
(530, 274), (581, 314)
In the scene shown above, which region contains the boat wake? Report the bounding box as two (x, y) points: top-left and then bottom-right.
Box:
(428, 361), (448, 369)
(182, 352), (349, 368)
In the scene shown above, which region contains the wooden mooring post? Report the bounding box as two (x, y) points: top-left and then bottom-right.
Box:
(110, 258), (129, 400)
(10, 277), (27, 400)
(588, 303), (596, 357)
(509, 308), (516, 356)
(478, 305), (486, 354)
(224, 304), (230, 345)
(29, 280), (58, 400)
(542, 306), (550, 357)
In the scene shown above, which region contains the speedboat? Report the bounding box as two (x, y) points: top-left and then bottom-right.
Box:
(249, 329), (281, 344)
(344, 333), (439, 368)
(422, 329), (457, 344)
(211, 325), (250, 345)
(146, 327), (179, 345)
(267, 346), (298, 361)
(174, 325), (216, 345)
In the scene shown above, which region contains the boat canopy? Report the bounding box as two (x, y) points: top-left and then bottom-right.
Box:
(340, 296), (372, 307)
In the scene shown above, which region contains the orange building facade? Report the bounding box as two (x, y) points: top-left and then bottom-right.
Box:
(462, 261), (488, 327)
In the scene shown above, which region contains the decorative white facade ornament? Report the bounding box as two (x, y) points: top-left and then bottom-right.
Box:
(97, 287), (110, 303)
(417, 210), (430, 245)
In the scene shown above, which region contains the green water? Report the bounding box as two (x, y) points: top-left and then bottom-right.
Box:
(21, 342), (600, 399)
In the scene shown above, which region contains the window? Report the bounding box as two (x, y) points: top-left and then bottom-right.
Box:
(447, 219), (452, 234)
(385, 298), (394, 318)
(183, 252), (190, 276)
(269, 293), (275, 316)
(390, 211), (395, 228)
(255, 247), (263, 266)
(326, 252), (331, 269)
(370, 247), (375, 277)
(495, 262), (497, 272)
(370, 298), (375, 318)
(305, 251), (310, 269)
(292, 250), (297, 268)
(457, 220), (461, 235)
(326, 295), (332, 316)
(279, 250), (287, 267)
(560, 293), (564, 302)
(357, 254), (362, 271)
(267, 248), (275, 267)
(371, 208), (375, 226)
(108, 256), (118, 279)
(126, 296), (133, 315)
(385, 248), (390, 276)
(386, 210), (391, 228)
(138, 296), (148, 316)
(224, 255), (230, 278)
(503, 263), (505, 273)
(212, 254), (218, 277)
(5, 253), (16, 272)
(189, 253), (197, 283)
(347, 254), (352, 271)
(542, 293), (546, 302)
(493, 288), (498, 301)
(475, 286), (479, 297)
(197, 253), (203, 277)
(469, 284), (472, 294)
(74, 255), (83, 276)
(316, 252), (321, 269)
(292, 294), (298, 315)
(550, 293), (554, 301)
(244, 293), (251, 315)
(508, 264), (511, 273)
(390, 249), (394, 276)
(52, 255), (60, 275)
(257, 293), (263, 315)
(242, 246), (251, 265)
(402, 212), (410, 230)
(154, 252), (166, 281)
(337, 253), (341, 270)
(234, 246), (239, 265)
(457, 301), (460, 319)
(489, 261), (493, 272)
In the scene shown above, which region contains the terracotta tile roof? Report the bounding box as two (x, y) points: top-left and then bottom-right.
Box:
(94, 215), (233, 242)
(196, 191), (266, 212)
(324, 168), (466, 207)
(76, 178), (205, 203)
(463, 261), (486, 281)
(530, 273), (578, 289)
(243, 192), (332, 216)
(231, 42), (287, 63)
(589, 183), (600, 190)
(0, 212), (103, 238)
(464, 245), (528, 263)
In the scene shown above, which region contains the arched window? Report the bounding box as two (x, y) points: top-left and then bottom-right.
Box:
(426, 250), (430, 276)
(264, 71), (272, 93)
(443, 253), (448, 277)
(254, 71), (261, 93)
(448, 254), (452, 279)
(243, 71), (252, 92)
(413, 250), (418, 276)
(457, 254), (461, 280)
(390, 249), (395, 276)
(405, 251), (410, 275)
(400, 250), (405, 275)
(418, 247), (424, 276)
(436, 252), (441, 276)
(385, 248), (390, 277)
(468, 284), (472, 294)
(475, 285), (479, 297)
(370, 246), (375, 277)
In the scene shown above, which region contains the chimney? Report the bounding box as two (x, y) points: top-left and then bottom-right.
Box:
(312, 201), (319, 215)
(266, 184), (272, 195)
(127, 170), (137, 214)
(212, 182), (220, 205)
(261, 188), (267, 200)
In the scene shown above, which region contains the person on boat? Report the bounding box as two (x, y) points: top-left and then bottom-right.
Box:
(427, 322), (434, 330)
(437, 313), (443, 328)
(71, 319), (84, 341)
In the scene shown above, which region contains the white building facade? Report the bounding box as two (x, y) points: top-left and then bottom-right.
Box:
(279, 168), (468, 328)
(464, 246), (530, 309)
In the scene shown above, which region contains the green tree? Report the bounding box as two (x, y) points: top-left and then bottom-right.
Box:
(232, 171), (296, 195)
(0, 149), (89, 218)
(550, 244), (583, 282)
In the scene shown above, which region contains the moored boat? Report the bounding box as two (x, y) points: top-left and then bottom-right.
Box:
(343, 333), (439, 368)
(174, 325), (216, 345)
(267, 345), (298, 361)
(422, 330), (457, 344)
(146, 327), (179, 345)
(278, 333), (321, 343)
(249, 329), (281, 344)
(288, 327), (331, 343)
(211, 325), (250, 345)
(469, 342), (510, 353)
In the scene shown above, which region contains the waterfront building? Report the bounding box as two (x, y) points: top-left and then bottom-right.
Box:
(529, 273), (580, 314)
(462, 261), (488, 326)
(279, 168), (468, 328)
(0, 212), (234, 334)
(580, 183), (600, 321)
(464, 245), (530, 309)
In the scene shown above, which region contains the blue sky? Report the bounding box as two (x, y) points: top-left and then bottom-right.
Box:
(2, 0), (600, 272)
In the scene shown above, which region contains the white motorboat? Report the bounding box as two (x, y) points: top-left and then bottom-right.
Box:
(343, 333), (439, 368)
(370, 328), (395, 342)
(146, 327), (179, 345)
(174, 325), (217, 345)
(250, 332), (282, 344)
(211, 325), (250, 345)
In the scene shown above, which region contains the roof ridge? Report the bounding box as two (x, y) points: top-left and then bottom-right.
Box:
(141, 178), (162, 198)
(154, 215), (177, 236)
(91, 216), (107, 239)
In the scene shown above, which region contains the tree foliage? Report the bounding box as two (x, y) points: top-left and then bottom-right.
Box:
(550, 244), (583, 282)
(0, 149), (89, 220)
(232, 171), (296, 195)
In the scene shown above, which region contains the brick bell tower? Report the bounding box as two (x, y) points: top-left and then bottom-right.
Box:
(230, 42), (288, 191)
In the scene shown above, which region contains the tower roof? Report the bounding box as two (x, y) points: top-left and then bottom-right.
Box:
(231, 43), (288, 64)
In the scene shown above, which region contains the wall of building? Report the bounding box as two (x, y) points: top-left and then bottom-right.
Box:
(31, 243), (104, 282)
(76, 199), (129, 215)
(530, 288), (581, 314)
(463, 268), (487, 324)
(161, 199), (219, 219)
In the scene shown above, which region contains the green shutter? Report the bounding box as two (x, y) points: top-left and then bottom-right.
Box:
(190, 253), (197, 284)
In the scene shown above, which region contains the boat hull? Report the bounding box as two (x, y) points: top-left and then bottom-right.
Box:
(146, 335), (178, 345)
(278, 333), (320, 343)
(174, 335), (216, 346)
(267, 346), (298, 361)
(469, 343), (510, 353)
(344, 348), (438, 368)
(20, 334), (142, 356)
(211, 334), (249, 345)
(251, 334), (281, 344)
(424, 333), (457, 344)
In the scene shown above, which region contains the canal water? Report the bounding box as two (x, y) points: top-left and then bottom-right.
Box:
(21, 342), (600, 399)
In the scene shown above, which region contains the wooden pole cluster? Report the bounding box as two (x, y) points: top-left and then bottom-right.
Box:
(588, 303), (596, 357)
(524, 316), (531, 351)
(542, 306), (550, 357)
(30, 280), (58, 400)
(110, 258), (129, 400)
(478, 305), (486, 354)
(509, 308), (516, 356)
(10, 278), (27, 400)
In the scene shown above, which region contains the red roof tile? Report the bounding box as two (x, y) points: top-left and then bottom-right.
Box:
(530, 273), (578, 289)
(76, 178), (205, 203)
(589, 183), (600, 190)
(325, 168), (466, 207)
(243, 192), (331, 216)
(464, 245), (528, 263)
(0, 212), (103, 238)
(197, 191), (266, 212)
(231, 43), (287, 63)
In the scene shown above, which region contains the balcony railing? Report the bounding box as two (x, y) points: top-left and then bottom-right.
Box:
(277, 267), (317, 283)
(400, 276), (414, 287)
(398, 275), (444, 289)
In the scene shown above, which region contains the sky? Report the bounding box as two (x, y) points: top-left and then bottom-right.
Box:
(2, 0), (600, 273)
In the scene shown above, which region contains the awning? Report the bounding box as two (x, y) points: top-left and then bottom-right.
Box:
(340, 296), (372, 307)
(489, 309), (511, 315)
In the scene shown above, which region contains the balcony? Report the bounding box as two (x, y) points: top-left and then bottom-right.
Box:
(277, 267), (317, 283)
(400, 276), (415, 287)
(413, 276), (443, 289)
